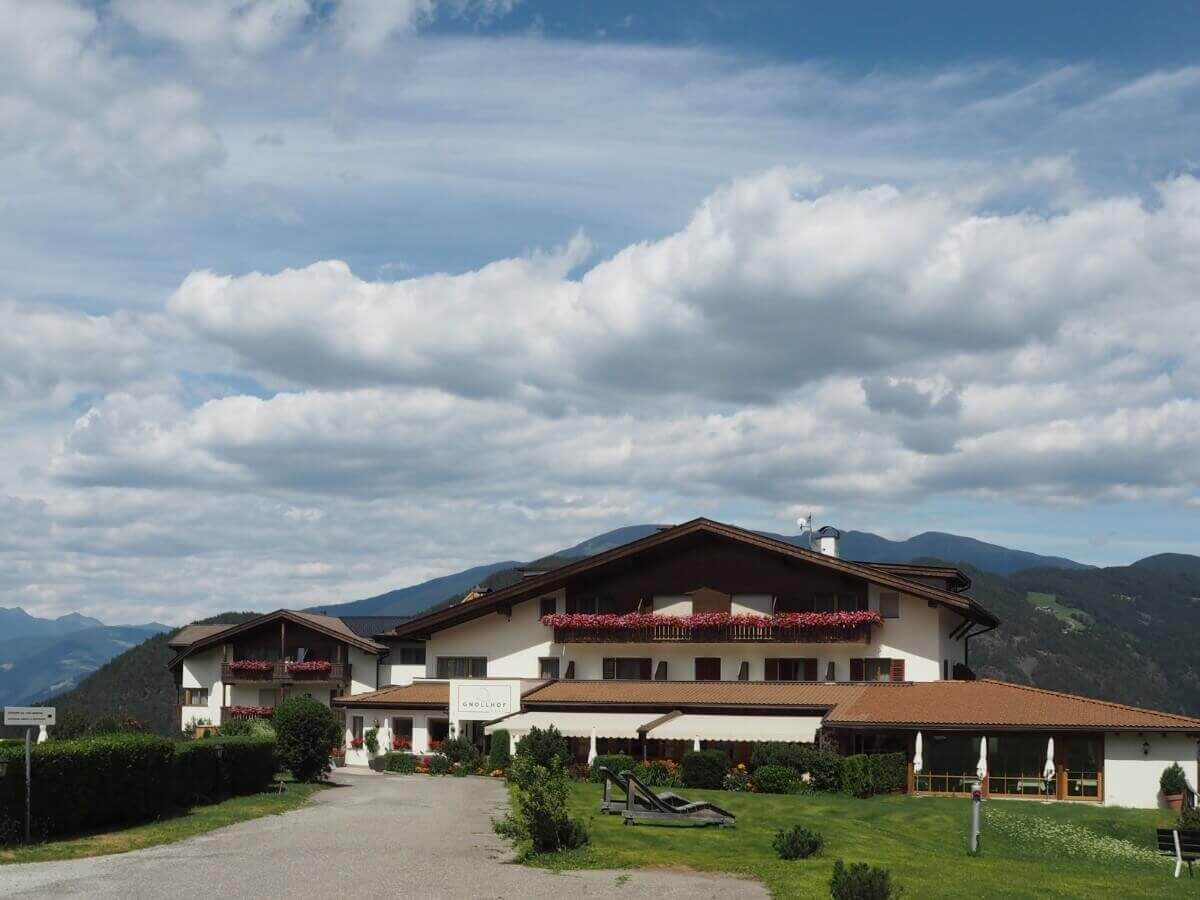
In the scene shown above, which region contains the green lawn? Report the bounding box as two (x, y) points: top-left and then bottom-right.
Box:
(1026, 591), (1093, 630)
(526, 783), (1187, 898)
(0, 779), (327, 865)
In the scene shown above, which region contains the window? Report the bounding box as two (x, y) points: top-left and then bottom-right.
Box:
(351, 716), (364, 740)
(258, 688), (280, 707)
(539, 595), (557, 618)
(180, 688), (208, 706)
(602, 657), (652, 680)
(850, 658), (903, 682)
(878, 592), (901, 619)
(694, 658), (721, 680)
(813, 593), (835, 613)
(390, 717), (413, 741)
(838, 593), (865, 611)
(399, 646), (426, 665)
(765, 658), (818, 681)
(538, 657), (560, 679)
(436, 656), (487, 678)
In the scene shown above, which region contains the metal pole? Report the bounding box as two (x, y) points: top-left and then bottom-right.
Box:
(969, 782), (981, 854)
(24, 726), (32, 844)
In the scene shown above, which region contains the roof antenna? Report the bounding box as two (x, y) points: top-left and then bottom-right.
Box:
(796, 514), (813, 551)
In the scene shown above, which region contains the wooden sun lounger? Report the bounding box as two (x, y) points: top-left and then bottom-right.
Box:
(598, 766), (688, 814)
(1157, 828), (1200, 879)
(614, 768), (736, 828)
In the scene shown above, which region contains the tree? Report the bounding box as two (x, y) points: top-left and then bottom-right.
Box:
(272, 696), (341, 782)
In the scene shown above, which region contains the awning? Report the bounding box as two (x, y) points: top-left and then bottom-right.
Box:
(484, 711), (648, 739)
(644, 714), (822, 743)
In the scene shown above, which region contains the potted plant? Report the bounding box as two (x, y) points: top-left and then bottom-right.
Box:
(1161, 763), (1189, 810)
(350, 736), (364, 750)
(365, 725), (384, 770)
(331, 746), (346, 768)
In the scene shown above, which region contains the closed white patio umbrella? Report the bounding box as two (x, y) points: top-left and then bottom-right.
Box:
(1042, 737), (1055, 784)
(976, 737), (988, 782)
(587, 727), (598, 764)
(693, 738), (701, 752)
(913, 732), (923, 774)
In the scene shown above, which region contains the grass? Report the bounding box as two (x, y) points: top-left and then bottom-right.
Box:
(524, 783), (1190, 898)
(0, 779), (328, 865)
(1026, 591), (1093, 630)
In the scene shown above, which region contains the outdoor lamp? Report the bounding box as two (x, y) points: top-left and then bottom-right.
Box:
(1142, 741), (1150, 756)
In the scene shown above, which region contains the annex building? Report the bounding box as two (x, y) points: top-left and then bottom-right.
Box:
(169, 518), (1200, 808)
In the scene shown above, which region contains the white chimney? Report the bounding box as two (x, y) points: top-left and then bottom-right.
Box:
(815, 526), (841, 558)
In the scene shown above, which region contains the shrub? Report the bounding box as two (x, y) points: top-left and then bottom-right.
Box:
(754, 764), (803, 795)
(830, 860), (896, 899)
(681, 750), (729, 789)
(495, 753), (589, 854)
(383, 751), (417, 774)
(0, 734), (175, 843)
(750, 742), (813, 773)
(839, 753), (908, 798)
(514, 726), (569, 772)
(773, 823), (823, 860)
(364, 726), (380, 755)
(723, 767), (753, 792)
(1179, 805), (1200, 833)
(589, 753), (638, 783)
(1161, 763), (1188, 795)
(173, 736), (275, 807)
(634, 759), (680, 788)
(218, 717), (255, 737)
(871, 752), (907, 795)
(840, 755), (874, 799)
(439, 735), (480, 768)
(488, 730), (512, 771)
(807, 749), (845, 792)
(272, 696), (341, 783)
(428, 753), (453, 776)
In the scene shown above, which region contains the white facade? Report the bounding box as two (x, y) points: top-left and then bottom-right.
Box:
(1104, 732), (1200, 809)
(343, 708), (443, 766)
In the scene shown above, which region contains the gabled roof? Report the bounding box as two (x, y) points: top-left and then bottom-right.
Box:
(860, 562), (971, 592)
(167, 609), (387, 668)
(336, 616), (414, 638)
(518, 678), (1200, 733)
(167, 624), (231, 649)
(331, 682), (450, 709)
(388, 517), (998, 638)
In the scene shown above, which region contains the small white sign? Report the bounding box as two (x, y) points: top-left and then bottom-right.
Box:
(449, 680), (520, 720)
(4, 707), (56, 727)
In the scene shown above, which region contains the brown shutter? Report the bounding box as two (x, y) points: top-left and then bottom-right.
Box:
(765, 658), (779, 681)
(640, 658), (652, 680)
(849, 658), (864, 682)
(890, 658), (906, 682)
(804, 658), (818, 682)
(602, 658), (615, 679)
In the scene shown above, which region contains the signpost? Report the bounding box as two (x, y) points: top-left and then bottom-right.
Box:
(4, 707), (55, 843)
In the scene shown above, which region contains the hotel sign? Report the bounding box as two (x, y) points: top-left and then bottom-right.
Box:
(4, 707), (55, 727)
(449, 680), (520, 720)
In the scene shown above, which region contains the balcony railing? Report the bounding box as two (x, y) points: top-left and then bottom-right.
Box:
(552, 621), (872, 644)
(221, 661), (351, 682)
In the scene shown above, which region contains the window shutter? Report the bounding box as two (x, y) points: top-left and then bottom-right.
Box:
(738, 661), (749, 681)
(564, 661), (575, 679)
(890, 658), (905, 682)
(849, 658), (864, 682)
(804, 658), (818, 682)
(765, 658), (779, 681)
(654, 661), (668, 681)
(640, 658), (652, 680)
(602, 658), (615, 680)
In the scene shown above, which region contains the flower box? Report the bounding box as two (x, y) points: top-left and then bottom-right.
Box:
(392, 736), (412, 751)
(539, 610), (882, 630)
(228, 660), (275, 673)
(227, 705), (273, 719)
(286, 660), (333, 674)
(350, 737), (365, 749)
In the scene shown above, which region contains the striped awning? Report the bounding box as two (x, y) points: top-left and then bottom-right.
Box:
(644, 713), (821, 743)
(484, 711), (647, 739)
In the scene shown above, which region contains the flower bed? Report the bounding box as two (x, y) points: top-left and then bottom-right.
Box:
(541, 610), (882, 630)
(226, 705), (273, 719)
(286, 660), (332, 674)
(228, 659), (274, 673)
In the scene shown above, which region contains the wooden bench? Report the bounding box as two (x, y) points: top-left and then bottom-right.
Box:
(1156, 828), (1200, 878)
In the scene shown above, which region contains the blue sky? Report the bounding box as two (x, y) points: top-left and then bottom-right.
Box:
(1, 0), (1199, 623)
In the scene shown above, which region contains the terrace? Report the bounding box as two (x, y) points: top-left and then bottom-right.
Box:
(543, 611), (879, 644)
(221, 660), (352, 683)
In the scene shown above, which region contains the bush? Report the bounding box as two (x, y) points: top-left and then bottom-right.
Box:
(871, 752), (907, 794)
(807, 749), (845, 792)
(750, 742), (813, 773)
(173, 736), (275, 807)
(754, 764), (804, 795)
(830, 860), (896, 899)
(272, 696), (341, 783)
(634, 759), (680, 788)
(839, 753), (908, 798)
(383, 751), (417, 774)
(773, 823), (823, 860)
(723, 767), (753, 791)
(364, 726), (380, 755)
(0, 734), (175, 843)
(218, 717), (256, 737)
(589, 753), (637, 782)
(439, 735), (480, 768)
(489, 730), (512, 771)
(514, 726), (569, 772)
(428, 753), (453, 775)
(495, 753), (589, 854)
(1161, 763), (1189, 795)
(1179, 806), (1200, 833)
(681, 750), (729, 789)
(840, 755), (873, 798)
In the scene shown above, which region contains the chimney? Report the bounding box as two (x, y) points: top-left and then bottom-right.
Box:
(815, 526), (841, 558)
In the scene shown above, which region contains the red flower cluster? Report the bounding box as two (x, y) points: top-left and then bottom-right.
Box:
(286, 660), (333, 673)
(392, 736), (412, 751)
(428, 739), (444, 751)
(350, 736), (365, 749)
(227, 705), (273, 718)
(228, 659), (274, 672)
(540, 610), (882, 630)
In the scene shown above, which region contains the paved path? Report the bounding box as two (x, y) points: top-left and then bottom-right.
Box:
(0, 771), (768, 899)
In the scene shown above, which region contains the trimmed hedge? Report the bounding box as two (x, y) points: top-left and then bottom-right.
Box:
(681, 749), (729, 789)
(753, 764), (804, 794)
(488, 730), (512, 771)
(748, 742), (845, 792)
(0, 734), (175, 843)
(588, 753), (637, 782)
(839, 753), (906, 798)
(383, 751), (418, 774)
(173, 736), (275, 807)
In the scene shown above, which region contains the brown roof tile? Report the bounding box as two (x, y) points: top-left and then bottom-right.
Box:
(523, 679), (863, 709)
(333, 682), (450, 708)
(167, 623), (231, 648)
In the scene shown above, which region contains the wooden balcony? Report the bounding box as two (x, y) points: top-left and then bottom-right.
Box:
(221, 661), (352, 683)
(552, 622), (871, 644)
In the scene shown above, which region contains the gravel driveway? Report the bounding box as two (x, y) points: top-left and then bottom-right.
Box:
(0, 770), (768, 899)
